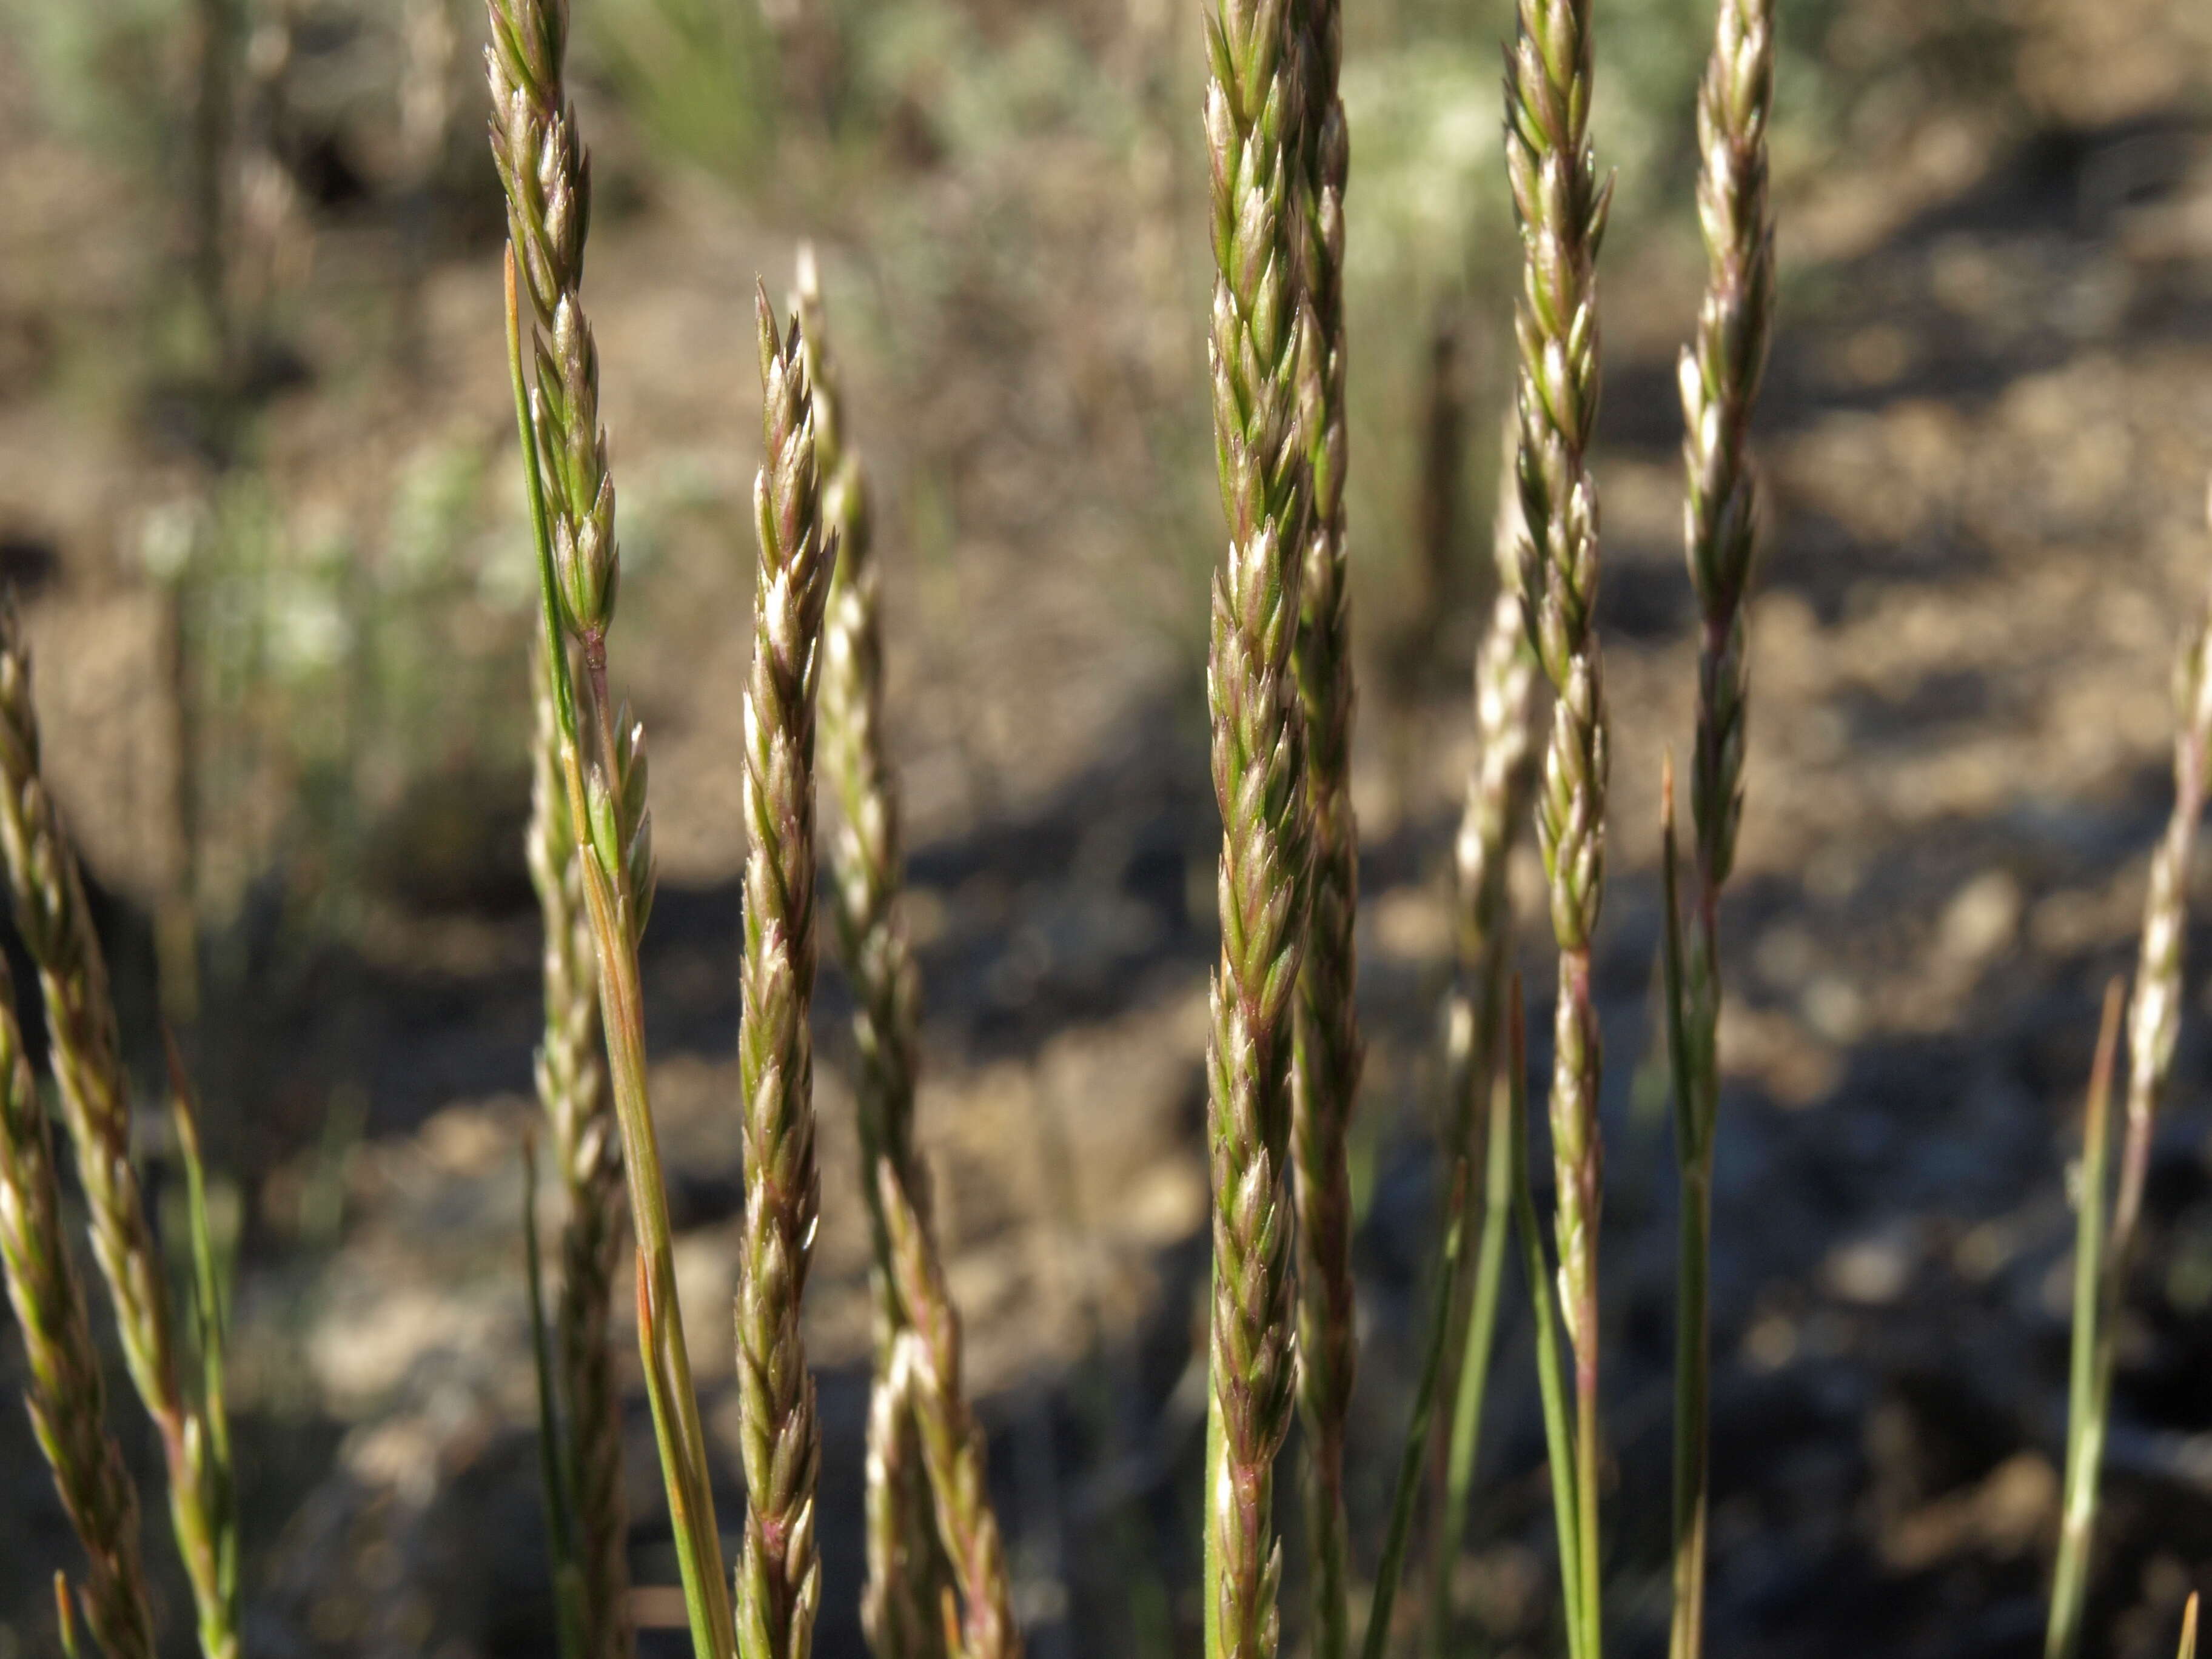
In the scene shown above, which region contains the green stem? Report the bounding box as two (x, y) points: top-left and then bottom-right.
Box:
(524, 1137), (589, 1659)
(1431, 1064), (1515, 1657)
(1506, 988), (1583, 1659)
(1667, 1174), (1710, 1659)
(1660, 774), (1708, 1659)
(2046, 981), (2125, 1659)
(506, 247), (734, 1659)
(1204, 1386), (1224, 1659)
(1574, 1346), (1602, 1659)
(1362, 1165), (1470, 1659)
(167, 1046), (239, 1659)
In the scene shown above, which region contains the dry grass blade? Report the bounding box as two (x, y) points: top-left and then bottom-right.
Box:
(798, 246), (951, 1659)
(2181, 1593), (2201, 1659)
(0, 950), (157, 1659)
(731, 289), (839, 1659)
(0, 603), (238, 1659)
(1198, 0), (1315, 1646)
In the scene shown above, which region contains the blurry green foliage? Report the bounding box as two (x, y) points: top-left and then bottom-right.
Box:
(0, 0), (190, 163)
(144, 427), (537, 936)
(580, 0), (779, 187)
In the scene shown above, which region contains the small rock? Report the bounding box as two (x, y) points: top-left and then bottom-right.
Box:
(1823, 1222), (1920, 1305)
(1940, 869), (2022, 968)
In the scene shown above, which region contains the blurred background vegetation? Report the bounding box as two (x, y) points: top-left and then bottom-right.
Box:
(1, 0), (2211, 1654)
(0, 0), (1995, 1046)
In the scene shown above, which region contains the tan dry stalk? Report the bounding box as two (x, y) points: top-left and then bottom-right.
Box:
(0, 950), (158, 1659)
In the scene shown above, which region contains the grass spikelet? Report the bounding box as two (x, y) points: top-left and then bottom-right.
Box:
(527, 634), (635, 1659)
(0, 951), (156, 1659)
(880, 1165), (1021, 1659)
(1427, 444), (1541, 1652)
(1198, 0), (1316, 1640)
(1285, 0), (1359, 1640)
(1504, 0), (1614, 1644)
(2048, 513), (2212, 1658)
(798, 244), (952, 1659)
(489, 0), (731, 1643)
(1662, 4), (1776, 1640)
(730, 286), (839, 1659)
(0, 603), (238, 1659)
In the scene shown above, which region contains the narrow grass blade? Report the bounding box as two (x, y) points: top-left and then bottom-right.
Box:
(502, 244), (734, 1659)
(165, 1048), (238, 1631)
(1506, 981), (1585, 1659)
(1361, 1161), (1467, 1659)
(0, 605), (237, 1659)
(56, 1574), (81, 1659)
(1430, 1061), (1516, 1658)
(2046, 979), (2126, 1659)
(525, 1135), (589, 1659)
(0, 951), (156, 1659)
(1196, 0), (1317, 1638)
(1658, 765), (1710, 1659)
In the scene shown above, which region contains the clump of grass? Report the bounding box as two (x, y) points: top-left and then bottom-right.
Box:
(2047, 514), (2212, 1659)
(0, 945), (158, 1659)
(1287, 0), (1360, 1646)
(1198, 0), (1316, 1646)
(1503, 0), (1613, 1646)
(1657, 1), (1777, 1654)
(0, 603), (240, 1659)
